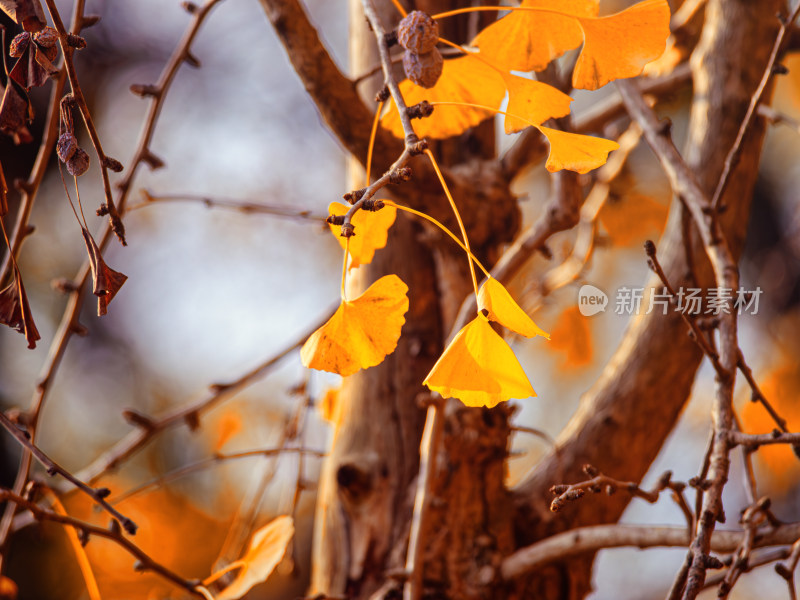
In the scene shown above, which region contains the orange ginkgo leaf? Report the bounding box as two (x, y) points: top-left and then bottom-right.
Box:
(478, 277), (549, 339)
(328, 202), (396, 269)
(548, 306), (592, 370)
(538, 126), (619, 174)
(382, 55), (506, 139)
(473, 0), (599, 73)
(572, 0), (671, 90)
(216, 515), (294, 600)
(301, 274), (409, 377)
(599, 193), (668, 247)
(501, 73), (573, 134)
(424, 314), (535, 408)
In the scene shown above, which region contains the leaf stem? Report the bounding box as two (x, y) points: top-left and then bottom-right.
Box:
(388, 0), (407, 18)
(202, 560), (245, 586)
(383, 201), (490, 277)
(432, 5), (589, 21)
(423, 149), (479, 302)
(366, 100), (385, 186)
(341, 236), (350, 302)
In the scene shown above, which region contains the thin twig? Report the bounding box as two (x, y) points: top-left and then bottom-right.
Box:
(710, 5), (800, 211)
(128, 190), (327, 222)
(71, 308), (332, 485)
(110, 446), (325, 506)
(42, 0), (126, 244)
(0, 411), (136, 533)
(617, 79), (742, 600)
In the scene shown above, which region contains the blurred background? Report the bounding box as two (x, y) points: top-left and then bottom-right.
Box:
(1, 0), (799, 598)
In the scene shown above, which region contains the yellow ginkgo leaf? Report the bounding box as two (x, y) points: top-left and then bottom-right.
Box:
(502, 73), (573, 134)
(473, 0), (599, 72)
(573, 0), (671, 90)
(382, 55), (506, 139)
(538, 126), (619, 173)
(217, 515), (294, 600)
(478, 277), (549, 339)
(328, 202), (397, 269)
(301, 274), (409, 377)
(424, 314), (535, 408)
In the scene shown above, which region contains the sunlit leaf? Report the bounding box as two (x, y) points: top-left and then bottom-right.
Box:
(382, 55), (506, 139)
(599, 193), (668, 247)
(473, 0), (599, 72)
(217, 516), (294, 600)
(424, 314), (535, 408)
(319, 386), (341, 424)
(573, 0), (671, 90)
(502, 73), (573, 134)
(301, 274), (409, 377)
(328, 202), (396, 269)
(538, 126), (619, 173)
(478, 277), (549, 339)
(548, 306), (592, 369)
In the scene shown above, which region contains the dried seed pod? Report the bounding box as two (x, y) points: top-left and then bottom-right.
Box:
(57, 132), (78, 162)
(66, 147), (90, 176)
(397, 11), (439, 54)
(403, 48), (443, 89)
(33, 27), (58, 48)
(10, 33), (30, 57)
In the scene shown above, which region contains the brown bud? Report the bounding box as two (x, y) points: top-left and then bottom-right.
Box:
(33, 27), (58, 48)
(403, 49), (443, 89)
(57, 132), (78, 163)
(10, 33), (30, 57)
(397, 11), (439, 54)
(66, 147), (90, 176)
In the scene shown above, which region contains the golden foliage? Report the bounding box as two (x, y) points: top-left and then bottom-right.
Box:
(328, 202), (397, 269)
(424, 314), (536, 408)
(477, 277), (549, 339)
(301, 274), (409, 376)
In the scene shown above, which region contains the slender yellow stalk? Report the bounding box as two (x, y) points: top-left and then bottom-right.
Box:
(432, 5), (582, 20)
(423, 149), (479, 300)
(47, 493), (103, 600)
(389, 0), (408, 17)
(383, 200), (490, 277)
(430, 100), (538, 130)
(341, 236), (351, 302)
(366, 100), (385, 186)
(202, 560), (245, 586)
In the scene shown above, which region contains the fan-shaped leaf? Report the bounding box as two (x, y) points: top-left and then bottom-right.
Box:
(301, 275), (409, 377)
(478, 277), (549, 339)
(502, 72), (573, 134)
(538, 126), (619, 173)
(328, 202), (396, 269)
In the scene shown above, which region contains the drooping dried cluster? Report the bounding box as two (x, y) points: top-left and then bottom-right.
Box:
(397, 11), (442, 88)
(57, 94), (90, 176)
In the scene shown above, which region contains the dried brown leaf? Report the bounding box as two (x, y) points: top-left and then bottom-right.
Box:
(0, 80), (33, 142)
(80, 228), (127, 316)
(0, 0), (46, 31)
(0, 266), (41, 349)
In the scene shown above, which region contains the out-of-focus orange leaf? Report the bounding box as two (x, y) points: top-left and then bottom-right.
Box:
(64, 484), (228, 600)
(214, 411), (243, 451)
(478, 277), (549, 339)
(319, 387), (341, 424)
(382, 55), (505, 139)
(424, 314), (535, 408)
(599, 193), (668, 247)
(301, 275), (409, 377)
(328, 202), (396, 269)
(473, 0), (599, 72)
(573, 0), (671, 90)
(741, 358), (800, 493)
(216, 516), (294, 600)
(0, 575), (18, 600)
(538, 126), (619, 173)
(548, 306), (592, 369)
(502, 73), (572, 134)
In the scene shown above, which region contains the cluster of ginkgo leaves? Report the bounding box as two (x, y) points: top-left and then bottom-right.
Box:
(301, 0), (671, 409)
